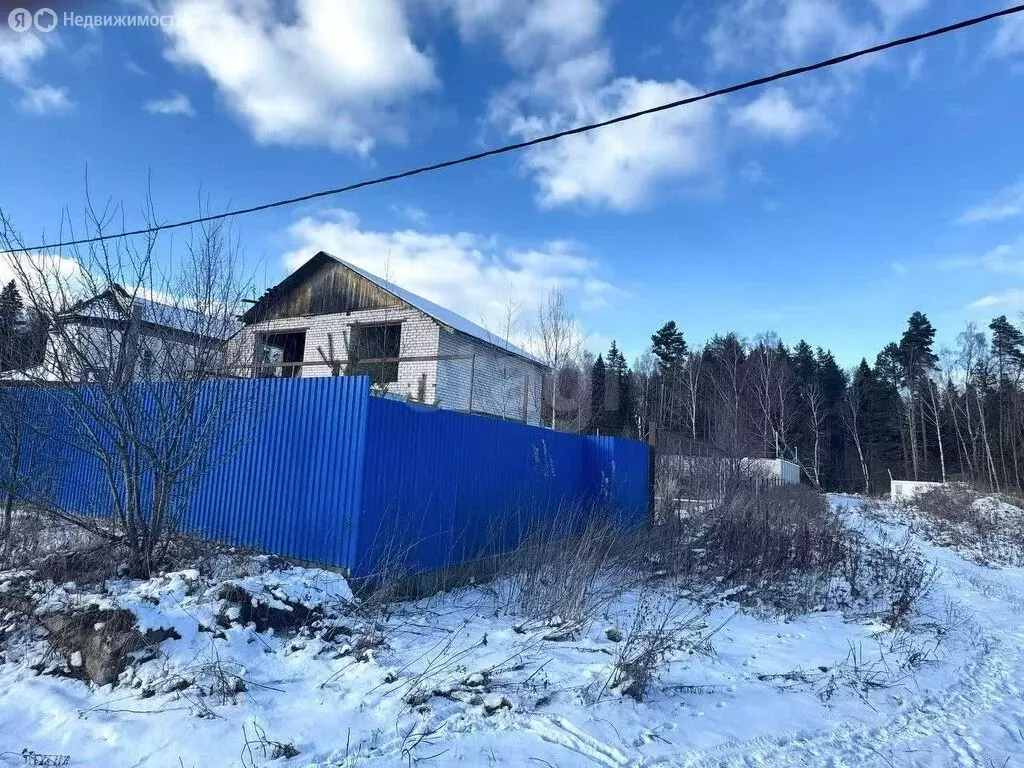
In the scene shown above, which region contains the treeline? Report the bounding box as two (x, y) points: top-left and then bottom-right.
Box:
(543, 309), (1024, 494)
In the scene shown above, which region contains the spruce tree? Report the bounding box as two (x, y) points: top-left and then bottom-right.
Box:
(604, 341), (634, 437)
(589, 354), (606, 435)
(20, 307), (49, 368)
(816, 348), (848, 487)
(0, 280), (24, 371)
(861, 357), (904, 487)
(874, 343), (904, 388)
(791, 340), (816, 386)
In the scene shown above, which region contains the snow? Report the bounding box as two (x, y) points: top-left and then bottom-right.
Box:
(2, 496), (1024, 766)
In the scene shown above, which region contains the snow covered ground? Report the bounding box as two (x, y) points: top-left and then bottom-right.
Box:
(2, 495), (1024, 767)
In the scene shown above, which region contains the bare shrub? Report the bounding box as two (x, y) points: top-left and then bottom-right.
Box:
(1, 198), (260, 577)
(915, 486), (990, 534)
(644, 483), (938, 623)
(501, 511), (623, 629)
(645, 484), (849, 610)
(605, 591), (713, 701)
(0, 506), (118, 583)
(701, 485), (845, 581)
(912, 487), (1024, 565)
(840, 528), (938, 627)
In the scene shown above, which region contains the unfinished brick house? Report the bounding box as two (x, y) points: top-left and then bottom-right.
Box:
(230, 251), (548, 425)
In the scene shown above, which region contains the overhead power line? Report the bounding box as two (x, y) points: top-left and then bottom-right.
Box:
(10, 3), (1024, 254)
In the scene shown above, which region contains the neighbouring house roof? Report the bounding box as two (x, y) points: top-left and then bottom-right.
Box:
(64, 285), (237, 341)
(244, 251), (547, 367)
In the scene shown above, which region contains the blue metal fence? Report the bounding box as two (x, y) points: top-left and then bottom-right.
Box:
(0, 377), (650, 576)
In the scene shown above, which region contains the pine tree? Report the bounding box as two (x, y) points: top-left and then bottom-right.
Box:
(650, 321), (687, 372)
(988, 315), (1024, 488)
(0, 280), (24, 371)
(989, 315), (1024, 378)
(897, 312), (939, 480)
(899, 311), (938, 382)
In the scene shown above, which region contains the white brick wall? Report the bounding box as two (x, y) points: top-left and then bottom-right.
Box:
(229, 309), (547, 424)
(228, 307), (441, 401)
(436, 329), (545, 425)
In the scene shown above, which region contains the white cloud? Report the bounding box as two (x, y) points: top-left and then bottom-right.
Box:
(941, 239), (1024, 275)
(445, 0), (715, 209)
(443, 0), (608, 75)
(0, 29), (71, 114)
(906, 49), (925, 80)
(501, 77), (715, 210)
(705, 0), (877, 71)
(705, 0), (925, 148)
(739, 160), (766, 184)
(730, 87), (821, 141)
(891, 260), (908, 275)
(17, 85), (72, 115)
(0, 30), (46, 84)
(282, 209), (616, 334)
(991, 13), (1024, 58)
(390, 205), (429, 225)
(125, 59), (148, 77)
(160, 0), (436, 153)
(871, 0), (928, 29)
(145, 92), (195, 116)
(0, 251), (87, 300)
(968, 289), (1024, 311)
(956, 182), (1024, 225)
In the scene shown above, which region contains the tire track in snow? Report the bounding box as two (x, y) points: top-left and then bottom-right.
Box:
(674, 517), (1024, 768)
(529, 715), (630, 767)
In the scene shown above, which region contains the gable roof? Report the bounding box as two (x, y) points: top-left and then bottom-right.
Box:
(64, 285), (237, 341)
(246, 251), (547, 367)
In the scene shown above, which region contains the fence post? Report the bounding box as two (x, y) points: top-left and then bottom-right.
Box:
(647, 421), (657, 524)
(522, 373), (529, 423)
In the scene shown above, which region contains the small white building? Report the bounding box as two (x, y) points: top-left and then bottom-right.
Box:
(660, 455), (801, 492)
(45, 284), (232, 383)
(890, 480), (946, 502)
(740, 458), (802, 485)
(230, 252), (548, 424)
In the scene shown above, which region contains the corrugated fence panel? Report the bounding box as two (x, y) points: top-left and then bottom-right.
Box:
(1, 377), (370, 569)
(582, 435), (651, 528)
(355, 397), (650, 577)
(1, 377), (649, 577)
(182, 376), (369, 567)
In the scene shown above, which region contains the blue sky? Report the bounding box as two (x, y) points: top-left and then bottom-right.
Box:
(1, 0), (1023, 366)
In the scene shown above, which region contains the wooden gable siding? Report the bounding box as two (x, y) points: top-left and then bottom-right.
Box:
(261, 261), (404, 321)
